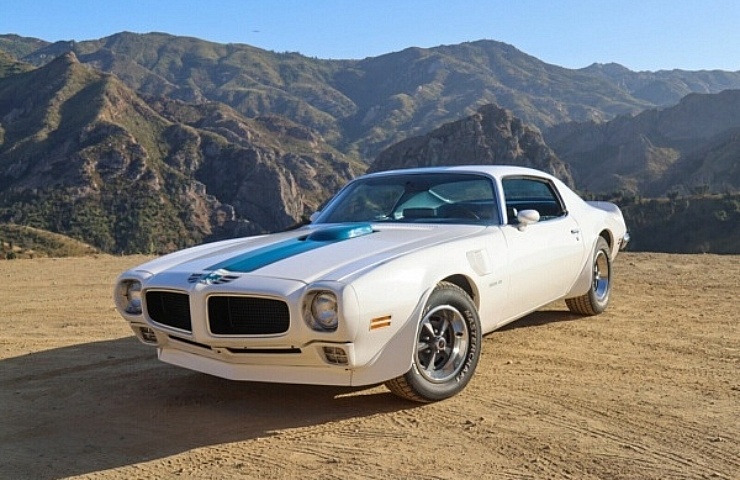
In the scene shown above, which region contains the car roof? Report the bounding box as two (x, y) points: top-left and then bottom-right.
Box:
(364, 165), (556, 181)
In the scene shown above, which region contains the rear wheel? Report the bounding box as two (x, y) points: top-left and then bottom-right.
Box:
(566, 237), (612, 315)
(385, 282), (481, 402)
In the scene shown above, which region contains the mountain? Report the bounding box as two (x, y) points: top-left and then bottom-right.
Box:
(0, 52), (359, 253)
(544, 89), (740, 196)
(370, 103), (573, 186)
(0, 50), (33, 79)
(0, 34), (49, 61)
(4, 32), (740, 161)
(1, 32), (739, 254)
(581, 62), (740, 106)
(370, 99), (740, 255)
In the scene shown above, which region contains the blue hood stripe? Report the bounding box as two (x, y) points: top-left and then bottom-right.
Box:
(208, 224), (374, 273)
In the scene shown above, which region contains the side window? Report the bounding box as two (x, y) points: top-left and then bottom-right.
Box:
(502, 177), (566, 223)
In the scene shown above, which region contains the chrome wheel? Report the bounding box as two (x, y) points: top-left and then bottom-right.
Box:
(385, 282), (481, 402)
(593, 249), (611, 302)
(566, 237), (612, 316)
(416, 305), (469, 383)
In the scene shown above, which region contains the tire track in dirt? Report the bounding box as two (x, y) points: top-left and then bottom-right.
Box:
(0, 353), (152, 385)
(468, 343), (738, 479)
(2, 253), (738, 479)
(523, 391), (734, 479)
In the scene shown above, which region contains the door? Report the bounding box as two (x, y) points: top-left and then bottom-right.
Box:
(499, 177), (585, 318)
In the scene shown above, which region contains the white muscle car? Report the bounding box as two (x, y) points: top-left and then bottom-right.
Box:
(114, 165), (629, 402)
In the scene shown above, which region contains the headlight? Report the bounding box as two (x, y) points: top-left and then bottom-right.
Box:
(306, 291), (338, 331)
(116, 279), (143, 315)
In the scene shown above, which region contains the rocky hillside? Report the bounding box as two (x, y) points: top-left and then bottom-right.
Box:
(619, 193), (740, 254)
(0, 50), (32, 78)
(371, 102), (740, 255)
(4, 32), (740, 160)
(370, 104), (573, 187)
(580, 62), (740, 106)
(545, 89), (740, 197)
(0, 224), (99, 259)
(0, 52), (359, 253)
(1, 32), (739, 254)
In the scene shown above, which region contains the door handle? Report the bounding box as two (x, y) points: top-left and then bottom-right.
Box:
(571, 229), (580, 234)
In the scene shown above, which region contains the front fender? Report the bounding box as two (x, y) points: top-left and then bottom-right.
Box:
(349, 287), (431, 386)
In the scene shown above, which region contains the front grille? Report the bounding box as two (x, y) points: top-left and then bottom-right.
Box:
(145, 291), (192, 332)
(208, 296), (290, 335)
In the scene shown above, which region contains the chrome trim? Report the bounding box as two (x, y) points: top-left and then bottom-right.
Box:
(619, 232), (631, 250)
(188, 271), (241, 285)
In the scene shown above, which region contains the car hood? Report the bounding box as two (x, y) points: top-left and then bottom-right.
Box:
(133, 223), (486, 284)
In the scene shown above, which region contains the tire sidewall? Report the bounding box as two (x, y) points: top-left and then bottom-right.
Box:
(405, 284), (482, 401)
(589, 238), (612, 313)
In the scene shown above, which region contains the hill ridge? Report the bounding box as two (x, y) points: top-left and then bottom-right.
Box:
(4, 32), (740, 160)
(1, 32), (739, 254)
(0, 50), (359, 253)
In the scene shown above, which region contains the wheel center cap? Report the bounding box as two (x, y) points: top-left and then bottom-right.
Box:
(434, 337), (447, 351)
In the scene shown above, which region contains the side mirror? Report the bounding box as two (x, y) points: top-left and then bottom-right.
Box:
(516, 209), (540, 231)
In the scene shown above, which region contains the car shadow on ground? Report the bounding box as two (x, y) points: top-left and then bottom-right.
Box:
(0, 337), (417, 479)
(1, 308), (582, 478)
(498, 308), (584, 331)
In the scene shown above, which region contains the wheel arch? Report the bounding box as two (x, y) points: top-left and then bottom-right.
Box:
(439, 274), (479, 309)
(566, 230), (612, 299)
(599, 228), (622, 260)
(600, 229), (613, 247)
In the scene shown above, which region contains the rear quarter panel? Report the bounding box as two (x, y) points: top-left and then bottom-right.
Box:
(558, 188), (628, 298)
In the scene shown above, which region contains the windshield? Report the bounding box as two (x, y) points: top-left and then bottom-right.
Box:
(315, 172), (500, 225)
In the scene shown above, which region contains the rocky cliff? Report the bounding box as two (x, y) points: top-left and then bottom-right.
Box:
(545, 89), (740, 196)
(370, 104), (574, 186)
(2, 33), (740, 254)
(0, 52), (359, 253)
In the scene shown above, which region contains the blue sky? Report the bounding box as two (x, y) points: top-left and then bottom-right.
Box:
(2, 0), (737, 71)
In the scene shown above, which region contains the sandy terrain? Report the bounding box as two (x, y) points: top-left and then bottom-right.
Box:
(0, 253), (737, 479)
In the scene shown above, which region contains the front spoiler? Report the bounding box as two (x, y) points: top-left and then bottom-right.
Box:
(158, 346), (357, 386)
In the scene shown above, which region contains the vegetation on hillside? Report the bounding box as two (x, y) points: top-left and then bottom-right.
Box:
(0, 50), (358, 255)
(594, 192), (740, 254)
(0, 181), (199, 255)
(6, 32), (740, 161)
(1, 32), (739, 256)
(0, 224), (99, 259)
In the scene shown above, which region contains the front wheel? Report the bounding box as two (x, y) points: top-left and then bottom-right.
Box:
(385, 282), (482, 402)
(566, 236), (612, 315)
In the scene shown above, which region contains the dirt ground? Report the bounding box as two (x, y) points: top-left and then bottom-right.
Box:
(0, 252), (737, 479)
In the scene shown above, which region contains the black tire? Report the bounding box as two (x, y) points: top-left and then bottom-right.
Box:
(385, 282), (482, 402)
(566, 236), (612, 316)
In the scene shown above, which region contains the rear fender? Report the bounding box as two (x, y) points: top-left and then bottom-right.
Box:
(566, 236), (598, 298)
